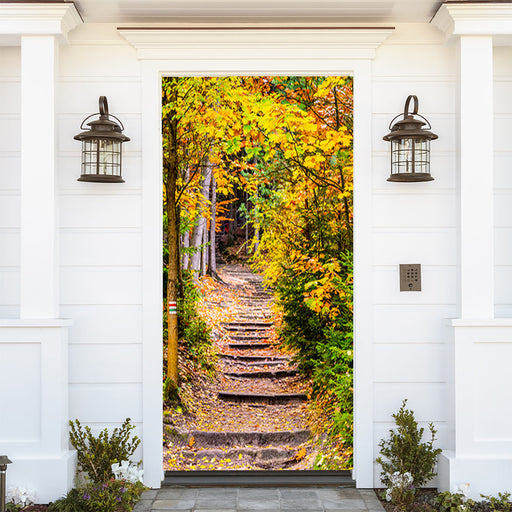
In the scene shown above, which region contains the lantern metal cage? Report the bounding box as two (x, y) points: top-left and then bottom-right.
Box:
(74, 96), (130, 183)
(383, 95), (438, 182)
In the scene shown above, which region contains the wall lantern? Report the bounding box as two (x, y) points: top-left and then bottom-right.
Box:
(383, 95), (438, 182)
(74, 96), (130, 183)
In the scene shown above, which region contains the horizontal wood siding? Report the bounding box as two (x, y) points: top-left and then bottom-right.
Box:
(57, 25), (144, 432)
(495, 47), (512, 317)
(371, 24), (457, 485)
(0, 48), (20, 318)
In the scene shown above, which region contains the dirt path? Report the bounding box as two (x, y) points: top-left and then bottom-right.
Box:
(163, 264), (317, 470)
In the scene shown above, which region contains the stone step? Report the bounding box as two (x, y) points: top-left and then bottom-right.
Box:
(227, 334), (270, 341)
(224, 328), (272, 334)
(179, 429), (311, 448)
(219, 353), (289, 362)
(173, 446), (300, 469)
(223, 322), (272, 330)
(225, 360), (289, 368)
(227, 343), (272, 350)
(223, 369), (298, 378)
(179, 446), (295, 461)
(218, 392), (307, 405)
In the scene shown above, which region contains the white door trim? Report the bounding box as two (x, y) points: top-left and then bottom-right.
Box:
(121, 27), (393, 488)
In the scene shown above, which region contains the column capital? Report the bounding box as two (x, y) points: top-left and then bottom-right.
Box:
(432, 2), (512, 41)
(0, 2), (82, 43)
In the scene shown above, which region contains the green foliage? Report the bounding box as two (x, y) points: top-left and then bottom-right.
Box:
(177, 273), (216, 374)
(435, 492), (474, 512)
(274, 253), (353, 469)
(480, 493), (512, 512)
(68, 418), (141, 484)
(49, 480), (146, 512)
(376, 399), (442, 488)
(6, 505), (30, 512)
(409, 503), (435, 512)
(163, 376), (180, 402)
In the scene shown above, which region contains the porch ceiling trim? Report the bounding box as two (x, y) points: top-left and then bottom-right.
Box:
(118, 26), (395, 60)
(432, 2), (512, 40)
(0, 2), (82, 44)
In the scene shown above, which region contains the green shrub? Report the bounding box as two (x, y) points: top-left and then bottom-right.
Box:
(177, 273), (216, 374)
(275, 252), (354, 468)
(376, 399), (442, 488)
(480, 492), (512, 512)
(435, 492), (474, 512)
(69, 418), (141, 484)
(49, 480), (145, 512)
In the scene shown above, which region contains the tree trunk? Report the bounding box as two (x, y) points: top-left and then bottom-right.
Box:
(227, 194), (235, 246)
(164, 89), (179, 386)
(209, 174), (217, 276)
(245, 192), (249, 255)
(189, 160), (212, 277)
(181, 167), (190, 271)
(201, 220), (208, 276)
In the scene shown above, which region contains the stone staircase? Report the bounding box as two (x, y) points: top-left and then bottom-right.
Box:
(164, 264), (312, 471)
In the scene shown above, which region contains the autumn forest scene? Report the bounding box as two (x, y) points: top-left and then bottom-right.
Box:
(162, 76), (354, 471)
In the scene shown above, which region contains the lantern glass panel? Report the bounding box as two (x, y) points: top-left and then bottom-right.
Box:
(391, 138), (430, 175)
(82, 140), (98, 176)
(413, 139), (430, 174)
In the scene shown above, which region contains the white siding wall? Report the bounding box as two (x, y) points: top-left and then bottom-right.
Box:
(371, 25), (457, 485)
(494, 46), (512, 318)
(0, 47), (20, 318)
(2, 20), (512, 489)
(57, 24), (144, 444)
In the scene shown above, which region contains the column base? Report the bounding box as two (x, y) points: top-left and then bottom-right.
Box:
(439, 451), (512, 498)
(6, 451), (76, 504)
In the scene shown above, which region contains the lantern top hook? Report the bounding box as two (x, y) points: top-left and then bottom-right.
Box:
(74, 96), (129, 139)
(99, 96), (109, 118)
(404, 94), (418, 118)
(383, 94), (438, 140)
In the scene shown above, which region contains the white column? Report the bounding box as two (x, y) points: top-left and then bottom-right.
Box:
(20, 35), (58, 319)
(458, 36), (494, 319)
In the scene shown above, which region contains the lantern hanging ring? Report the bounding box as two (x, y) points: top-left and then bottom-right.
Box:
(387, 95), (432, 132)
(79, 97), (126, 133)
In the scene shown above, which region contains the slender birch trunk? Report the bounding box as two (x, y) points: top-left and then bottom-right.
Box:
(189, 160), (212, 277)
(201, 221), (208, 276)
(181, 167), (190, 271)
(209, 174), (217, 276)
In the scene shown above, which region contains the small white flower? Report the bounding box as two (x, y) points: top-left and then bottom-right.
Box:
(111, 460), (143, 483)
(7, 487), (35, 506)
(454, 483), (470, 502)
(385, 488), (392, 502)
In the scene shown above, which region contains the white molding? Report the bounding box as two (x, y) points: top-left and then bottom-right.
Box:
(0, 318), (72, 327)
(138, 57), (376, 489)
(119, 27), (394, 60)
(0, 3), (82, 41)
(432, 3), (512, 39)
(451, 318), (512, 328)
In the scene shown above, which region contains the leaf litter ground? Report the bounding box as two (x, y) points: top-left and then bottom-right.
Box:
(163, 264), (321, 471)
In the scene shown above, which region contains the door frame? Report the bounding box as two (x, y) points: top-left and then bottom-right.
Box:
(118, 26), (394, 488)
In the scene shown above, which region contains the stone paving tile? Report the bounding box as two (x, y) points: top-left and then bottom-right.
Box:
(238, 499), (281, 510)
(133, 500), (155, 512)
(195, 499), (238, 509)
(139, 487), (386, 512)
(323, 498), (367, 509)
(157, 489), (199, 499)
(152, 499), (196, 510)
(281, 499), (324, 510)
